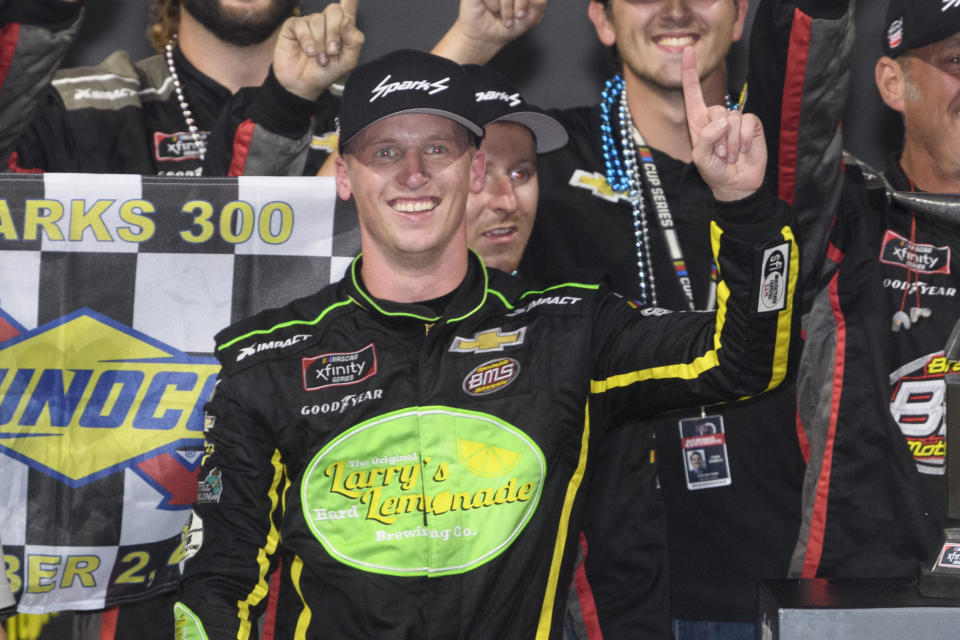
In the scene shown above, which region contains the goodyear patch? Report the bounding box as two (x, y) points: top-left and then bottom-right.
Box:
(0, 308), (217, 487)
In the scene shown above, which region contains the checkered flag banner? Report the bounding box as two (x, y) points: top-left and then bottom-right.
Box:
(0, 173), (360, 614)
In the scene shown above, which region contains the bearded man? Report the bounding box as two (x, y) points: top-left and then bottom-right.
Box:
(0, 0), (361, 175)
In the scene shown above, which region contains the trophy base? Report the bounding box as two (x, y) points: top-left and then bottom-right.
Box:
(918, 528), (960, 599)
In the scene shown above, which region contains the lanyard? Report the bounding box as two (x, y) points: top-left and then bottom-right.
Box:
(630, 124), (717, 312)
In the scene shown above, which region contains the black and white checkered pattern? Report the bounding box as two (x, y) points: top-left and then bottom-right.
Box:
(0, 173), (359, 614)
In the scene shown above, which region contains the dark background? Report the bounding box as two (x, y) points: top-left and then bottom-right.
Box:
(65, 1), (893, 168)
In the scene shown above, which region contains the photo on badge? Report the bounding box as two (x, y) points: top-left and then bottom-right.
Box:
(679, 414), (732, 490)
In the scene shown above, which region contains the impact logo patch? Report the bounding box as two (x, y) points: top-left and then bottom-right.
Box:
(463, 358), (520, 396)
(154, 131), (209, 162)
(302, 343), (377, 391)
(300, 406), (545, 577)
(880, 230), (951, 275)
(757, 243), (789, 312)
(0, 308), (213, 496)
(449, 328), (526, 354)
(236, 333), (311, 362)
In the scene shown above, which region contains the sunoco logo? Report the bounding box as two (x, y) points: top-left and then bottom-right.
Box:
(302, 343), (378, 391)
(0, 308), (213, 492)
(463, 358), (519, 396)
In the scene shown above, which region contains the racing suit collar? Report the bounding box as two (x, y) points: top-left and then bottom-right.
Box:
(345, 251), (491, 325)
(886, 152), (914, 192)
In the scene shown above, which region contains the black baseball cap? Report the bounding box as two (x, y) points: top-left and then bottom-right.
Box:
(464, 64), (568, 153)
(883, 0), (960, 57)
(337, 49), (485, 152)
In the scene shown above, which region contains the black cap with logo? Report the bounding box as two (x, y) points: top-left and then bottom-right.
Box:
(883, 0), (960, 57)
(463, 64), (568, 154)
(337, 49), (485, 152)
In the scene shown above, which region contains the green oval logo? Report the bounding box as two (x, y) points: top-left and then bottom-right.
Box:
(301, 406), (545, 577)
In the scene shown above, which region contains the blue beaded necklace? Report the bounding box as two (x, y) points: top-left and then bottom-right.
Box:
(600, 74), (656, 306)
(600, 75), (742, 309)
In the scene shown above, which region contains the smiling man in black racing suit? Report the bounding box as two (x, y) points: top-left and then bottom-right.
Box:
(174, 47), (798, 639)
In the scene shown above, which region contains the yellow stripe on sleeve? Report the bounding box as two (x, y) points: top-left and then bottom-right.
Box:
(290, 556), (313, 640)
(235, 449), (285, 639)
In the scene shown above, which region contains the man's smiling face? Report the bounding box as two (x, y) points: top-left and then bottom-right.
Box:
(590, 0), (747, 92)
(337, 113), (484, 268)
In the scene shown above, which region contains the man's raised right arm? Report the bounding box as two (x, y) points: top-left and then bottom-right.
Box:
(432, 0), (546, 64)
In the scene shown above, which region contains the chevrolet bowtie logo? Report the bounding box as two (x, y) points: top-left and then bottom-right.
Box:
(449, 327), (527, 354)
(568, 170), (628, 203)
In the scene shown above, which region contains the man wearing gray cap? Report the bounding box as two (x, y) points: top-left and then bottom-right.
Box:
(174, 46), (797, 639)
(792, 0), (960, 581)
(462, 63), (567, 274)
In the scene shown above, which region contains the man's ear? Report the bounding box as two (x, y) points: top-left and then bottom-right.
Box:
(732, 0), (750, 43)
(470, 149), (487, 195)
(875, 56), (907, 114)
(588, 1), (616, 48)
(335, 155), (353, 201)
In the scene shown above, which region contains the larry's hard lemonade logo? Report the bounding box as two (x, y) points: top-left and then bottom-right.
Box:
(301, 406), (545, 576)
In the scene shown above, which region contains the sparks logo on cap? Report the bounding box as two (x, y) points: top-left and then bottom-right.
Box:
(888, 17), (904, 49)
(0, 308), (214, 501)
(475, 90), (521, 107)
(302, 344), (378, 391)
(370, 74), (450, 102)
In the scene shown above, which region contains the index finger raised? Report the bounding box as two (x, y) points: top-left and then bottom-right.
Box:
(681, 46), (708, 140)
(340, 0), (359, 22)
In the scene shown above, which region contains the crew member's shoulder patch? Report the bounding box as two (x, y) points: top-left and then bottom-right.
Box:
(756, 242), (790, 313)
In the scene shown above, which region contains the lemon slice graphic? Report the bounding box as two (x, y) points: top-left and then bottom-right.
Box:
(457, 437), (522, 477)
